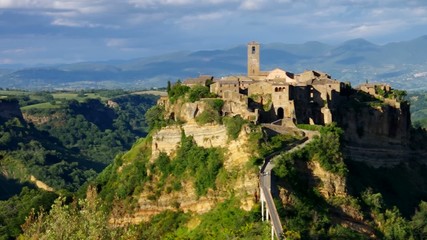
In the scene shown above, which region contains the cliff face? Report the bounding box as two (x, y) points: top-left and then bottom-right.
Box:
(151, 124), (228, 160)
(115, 122), (258, 225)
(338, 101), (410, 147)
(335, 98), (413, 167)
(22, 112), (64, 126)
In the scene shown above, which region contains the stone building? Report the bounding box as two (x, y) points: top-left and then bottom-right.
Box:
(181, 42), (386, 126)
(182, 75), (213, 87)
(204, 41), (346, 125)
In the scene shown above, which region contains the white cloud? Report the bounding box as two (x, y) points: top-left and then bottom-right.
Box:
(105, 38), (128, 48)
(51, 18), (118, 28)
(174, 11), (230, 30)
(0, 58), (13, 64)
(239, 0), (266, 10)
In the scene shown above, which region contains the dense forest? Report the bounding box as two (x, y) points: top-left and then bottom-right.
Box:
(0, 90), (158, 239)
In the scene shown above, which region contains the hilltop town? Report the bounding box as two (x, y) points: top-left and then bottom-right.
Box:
(158, 41), (410, 153)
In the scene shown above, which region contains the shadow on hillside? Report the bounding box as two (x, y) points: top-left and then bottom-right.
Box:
(0, 174), (33, 200)
(346, 159), (427, 218)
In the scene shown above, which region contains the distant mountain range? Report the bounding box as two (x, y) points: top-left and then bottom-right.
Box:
(1, 35), (427, 90)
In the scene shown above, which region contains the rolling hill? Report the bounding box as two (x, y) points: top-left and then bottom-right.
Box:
(1, 35), (427, 90)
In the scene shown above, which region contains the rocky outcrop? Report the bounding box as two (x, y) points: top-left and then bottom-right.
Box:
(30, 175), (54, 192)
(124, 168), (259, 224)
(151, 124), (228, 160)
(115, 122), (258, 225)
(307, 161), (346, 198)
(338, 102), (410, 147)
(22, 112), (63, 125)
(160, 98), (209, 124)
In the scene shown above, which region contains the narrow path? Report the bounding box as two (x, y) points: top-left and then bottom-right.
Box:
(259, 128), (318, 239)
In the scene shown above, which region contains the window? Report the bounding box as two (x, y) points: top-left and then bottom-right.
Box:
(252, 46), (256, 54)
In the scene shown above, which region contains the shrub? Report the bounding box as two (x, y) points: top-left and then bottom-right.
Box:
(168, 82), (190, 103)
(195, 99), (224, 125)
(306, 123), (348, 176)
(188, 85), (212, 102)
(223, 115), (246, 140)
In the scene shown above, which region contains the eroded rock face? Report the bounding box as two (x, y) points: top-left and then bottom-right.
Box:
(151, 124), (228, 160)
(22, 112), (63, 125)
(337, 102), (412, 168)
(116, 123), (258, 225)
(163, 99), (209, 124)
(30, 175), (54, 192)
(338, 102), (410, 147)
(307, 161), (346, 199)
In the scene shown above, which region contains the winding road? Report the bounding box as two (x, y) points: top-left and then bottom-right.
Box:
(259, 129), (318, 239)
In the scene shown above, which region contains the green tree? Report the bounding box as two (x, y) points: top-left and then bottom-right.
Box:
(411, 201), (427, 239)
(144, 105), (166, 131)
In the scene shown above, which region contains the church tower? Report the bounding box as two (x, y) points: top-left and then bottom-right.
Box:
(247, 41), (260, 77)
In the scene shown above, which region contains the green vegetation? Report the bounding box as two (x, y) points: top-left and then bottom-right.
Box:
(3, 85), (427, 240)
(376, 86), (407, 101)
(277, 123), (347, 176)
(360, 189), (413, 239)
(27, 95), (158, 165)
(296, 124), (322, 131)
(308, 123), (347, 176)
(21, 102), (60, 110)
(246, 124), (303, 165)
(0, 90), (157, 237)
(174, 199), (270, 239)
(94, 138), (152, 208)
(0, 187), (57, 240)
(20, 196), (269, 239)
(223, 115), (246, 140)
(145, 105), (169, 131)
(188, 85), (215, 102)
(272, 134), (421, 239)
(19, 193), (134, 240)
(96, 131), (223, 210)
(409, 91), (427, 128)
(152, 133), (224, 197)
(195, 99), (224, 125)
(411, 201), (427, 239)
(0, 117), (98, 191)
(167, 81), (190, 103)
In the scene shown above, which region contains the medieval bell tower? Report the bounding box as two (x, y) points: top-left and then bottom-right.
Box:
(247, 41), (260, 77)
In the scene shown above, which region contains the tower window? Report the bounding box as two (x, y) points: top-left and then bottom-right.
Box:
(252, 46), (256, 54)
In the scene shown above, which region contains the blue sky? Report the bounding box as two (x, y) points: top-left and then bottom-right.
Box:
(0, 0), (426, 66)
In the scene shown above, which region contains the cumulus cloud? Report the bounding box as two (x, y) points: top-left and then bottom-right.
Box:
(0, 0), (426, 64)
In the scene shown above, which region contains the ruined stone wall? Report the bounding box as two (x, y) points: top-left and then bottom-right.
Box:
(248, 81), (273, 96)
(211, 81), (240, 97)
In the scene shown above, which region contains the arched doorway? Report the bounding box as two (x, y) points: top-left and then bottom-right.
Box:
(277, 107), (284, 119)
